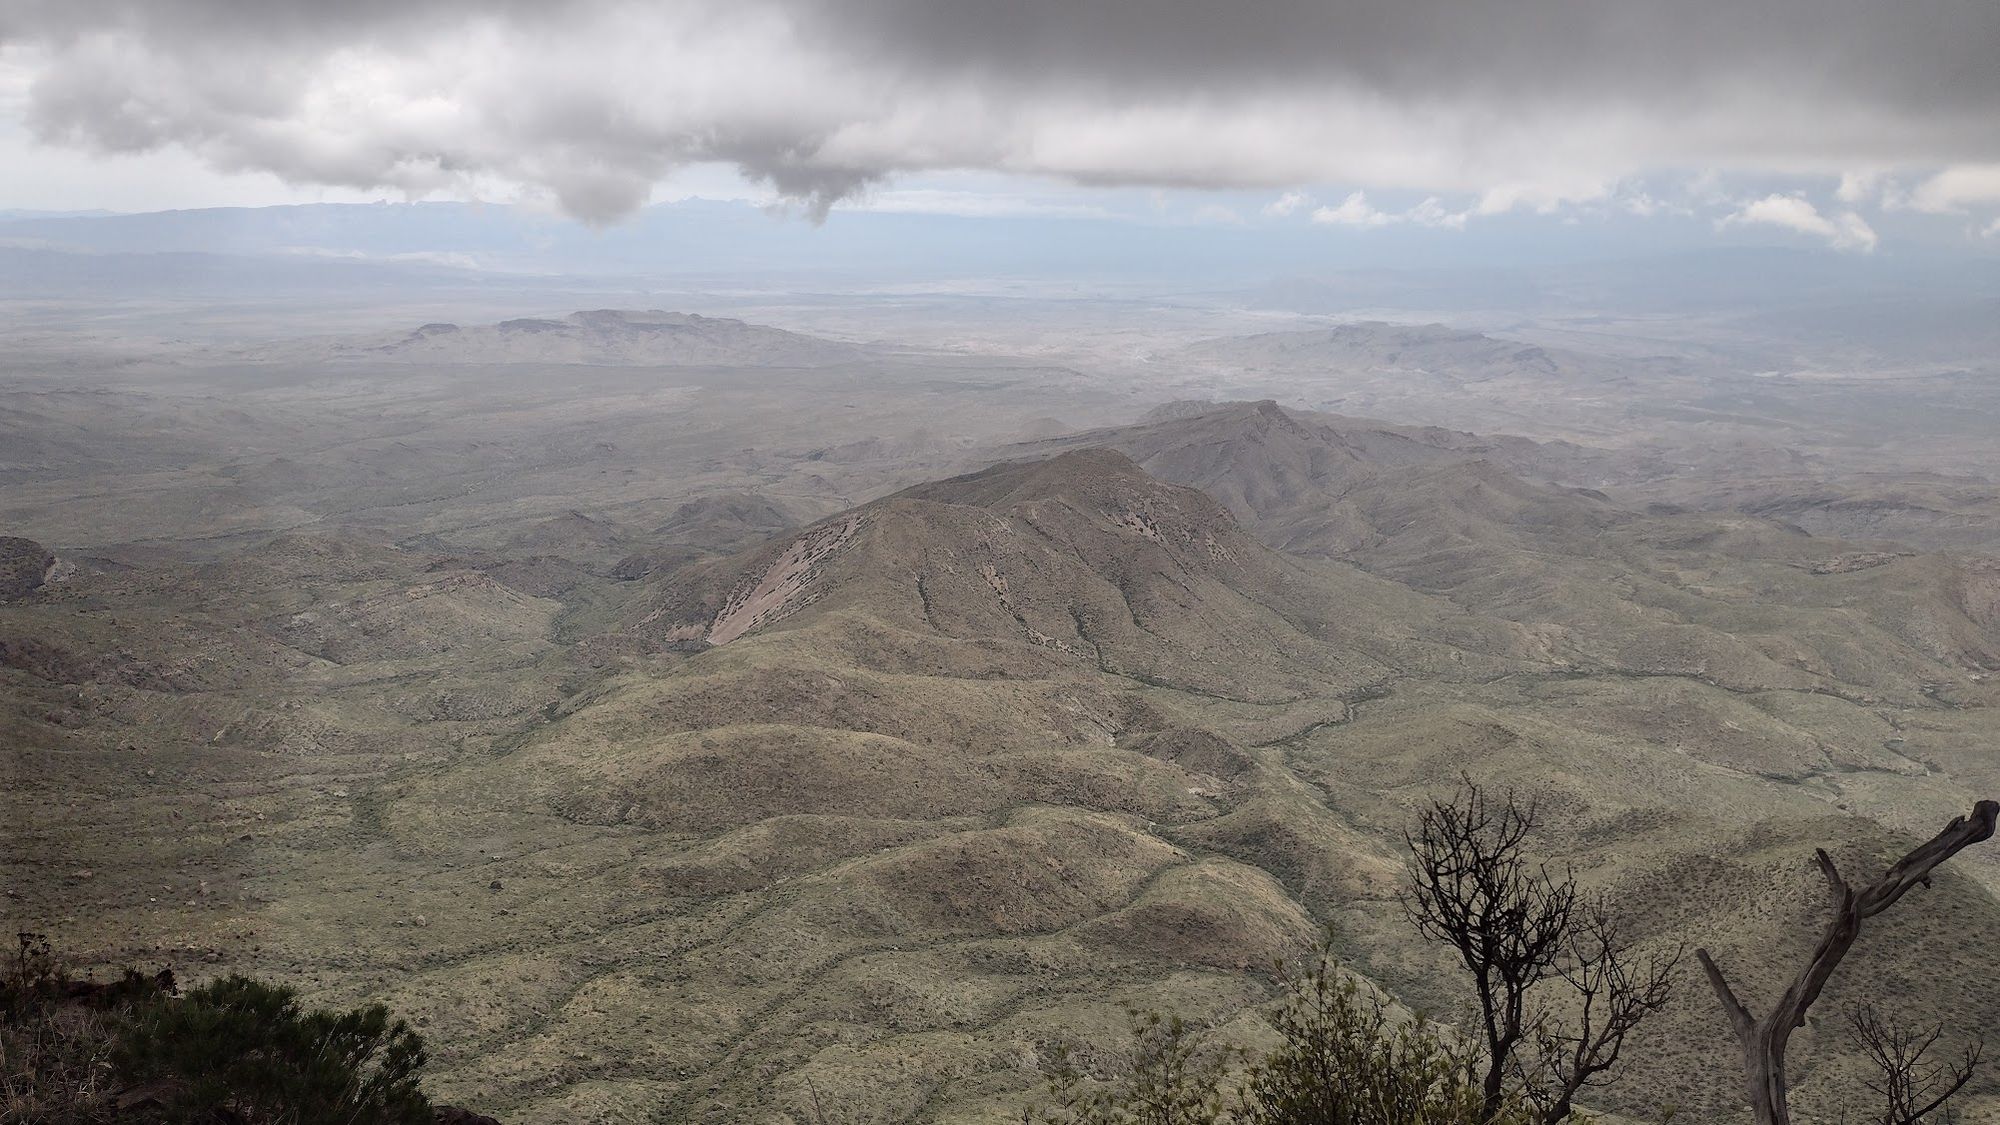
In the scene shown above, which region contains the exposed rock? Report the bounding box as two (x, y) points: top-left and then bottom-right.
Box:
(0, 536), (55, 601)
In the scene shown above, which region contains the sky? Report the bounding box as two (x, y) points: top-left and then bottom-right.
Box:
(2, 0), (1999, 253)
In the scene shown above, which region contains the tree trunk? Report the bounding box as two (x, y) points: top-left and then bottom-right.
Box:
(1741, 1035), (1790, 1125)
(1697, 800), (1997, 1125)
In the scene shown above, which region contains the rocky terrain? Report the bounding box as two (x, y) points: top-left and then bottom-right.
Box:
(0, 535), (55, 601)
(6, 309), (2000, 1124)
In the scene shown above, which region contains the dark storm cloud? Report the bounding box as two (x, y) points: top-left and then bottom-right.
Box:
(4, 0), (1997, 222)
(788, 0), (1998, 111)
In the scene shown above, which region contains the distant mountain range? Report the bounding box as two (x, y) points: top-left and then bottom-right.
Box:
(319, 309), (874, 368)
(1177, 321), (1677, 384)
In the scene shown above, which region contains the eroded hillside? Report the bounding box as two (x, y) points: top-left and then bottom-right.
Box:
(14, 425), (1998, 1122)
(7, 318), (2000, 1125)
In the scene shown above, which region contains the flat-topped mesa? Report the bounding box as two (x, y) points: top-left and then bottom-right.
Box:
(1179, 321), (1571, 380)
(349, 308), (869, 366)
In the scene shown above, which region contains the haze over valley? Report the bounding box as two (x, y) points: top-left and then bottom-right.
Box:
(7, 239), (2000, 1122)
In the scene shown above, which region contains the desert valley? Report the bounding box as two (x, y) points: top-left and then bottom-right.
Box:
(7, 243), (2000, 1122)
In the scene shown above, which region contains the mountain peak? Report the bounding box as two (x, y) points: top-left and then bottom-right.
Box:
(893, 448), (1155, 510)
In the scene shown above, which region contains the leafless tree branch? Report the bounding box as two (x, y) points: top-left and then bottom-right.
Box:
(1695, 800), (1998, 1125)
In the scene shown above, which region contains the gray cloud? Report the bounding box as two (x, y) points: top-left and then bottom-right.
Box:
(4, 0), (1997, 222)
(788, 0), (1991, 109)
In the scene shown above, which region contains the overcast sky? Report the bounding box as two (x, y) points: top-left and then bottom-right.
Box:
(3, 0), (1998, 250)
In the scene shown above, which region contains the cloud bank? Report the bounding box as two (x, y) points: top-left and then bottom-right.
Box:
(3, 0), (1997, 223)
(1721, 194), (1879, 252)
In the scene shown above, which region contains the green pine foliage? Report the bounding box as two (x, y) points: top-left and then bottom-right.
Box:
(4, 938), (437, 1125)
(112, 976), (432, 1125)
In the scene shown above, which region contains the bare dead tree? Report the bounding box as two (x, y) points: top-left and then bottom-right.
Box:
(1516, 901), (1684, 1124)
(1846, 1004), (1985, 1125)
(1404, 777), (1580, 1122)
(1696, 800), (1999, 1125)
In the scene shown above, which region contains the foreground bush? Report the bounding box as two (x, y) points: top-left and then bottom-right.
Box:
(1241, 956), (1533, 1125)
(2, 932), (162, 1123)
(2, 934), (450, 1125)
(1031, 951), (1533, 1125)
(113, 975), (432, 1125)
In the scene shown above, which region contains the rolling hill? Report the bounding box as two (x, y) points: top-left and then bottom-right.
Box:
(7, 407), (2000, 1125)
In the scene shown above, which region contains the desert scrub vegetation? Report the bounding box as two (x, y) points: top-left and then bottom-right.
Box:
(1019, 777), (1674, 1125)
(1027, 948), (1538, 1125)
(1238, 958), (1535, 1125)
(1037, 785), (1998, 1125)
(1, 932), (475, 1125)
(2, 933), (173, 1124)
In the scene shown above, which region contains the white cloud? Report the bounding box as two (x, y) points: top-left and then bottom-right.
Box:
(1262, 190), (1310, 217)
(1720, 193), (1878, 251)
(1405, 196), (1468, 229)
(1835, 168), (1886, 205)
(1311, 190), (1469, 230)
(1474, 178), (1613, 216)
(1311, 191), (1397, 228)
(1830, 210), (1878, 252)
(1909, 164), (2000, 213)
(1615, 189), (1692, 218)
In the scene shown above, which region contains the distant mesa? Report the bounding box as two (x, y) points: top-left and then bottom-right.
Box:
(1177, 321), (1614, 384)
(348, 308), (870, 367)
(0, 536), (55, 601)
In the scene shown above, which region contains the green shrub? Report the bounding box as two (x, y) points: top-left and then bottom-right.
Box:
(1029, 952), (1539, 1125)
(1240, 953), (1534, 1125)
(1031, 1012), (1229, 1125)
(112, 976), (432, 1125)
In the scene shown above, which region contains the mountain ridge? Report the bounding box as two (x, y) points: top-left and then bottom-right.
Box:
(327, 308), (875, 367)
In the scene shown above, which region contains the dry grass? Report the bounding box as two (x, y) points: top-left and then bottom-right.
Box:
(0, 1004), (120, 1125)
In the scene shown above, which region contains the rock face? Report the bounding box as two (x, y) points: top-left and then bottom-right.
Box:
(0, 537), (54, 601)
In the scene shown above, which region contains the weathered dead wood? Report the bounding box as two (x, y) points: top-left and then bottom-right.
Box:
(1696, 800), (1998, 1125)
